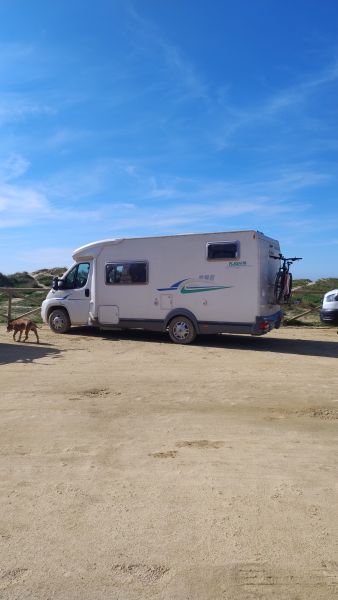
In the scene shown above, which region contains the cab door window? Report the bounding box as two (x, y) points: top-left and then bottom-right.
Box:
(75, 263), (90, 288)
(64, 263), (90, 289)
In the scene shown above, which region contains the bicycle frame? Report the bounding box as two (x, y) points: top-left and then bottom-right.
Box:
(273, 255), (302, 304)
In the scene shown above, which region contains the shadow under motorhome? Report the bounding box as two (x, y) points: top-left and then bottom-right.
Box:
(41, 230), (284, 344)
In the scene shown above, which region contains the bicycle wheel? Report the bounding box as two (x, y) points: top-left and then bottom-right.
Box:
(284, 273), (293, 301)
(274, 271), (285, 304)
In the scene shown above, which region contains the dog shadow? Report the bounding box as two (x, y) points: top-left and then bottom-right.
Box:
(0, 342), (62, 365)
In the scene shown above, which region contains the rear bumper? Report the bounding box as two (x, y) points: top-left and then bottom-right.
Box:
(252, 310), (283, 335)
(320, 308), (338, 324)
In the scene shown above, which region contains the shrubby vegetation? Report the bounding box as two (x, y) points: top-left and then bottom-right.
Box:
(0, 273), (13, 287)
(0, 267), (66, 324)
(32, 268), (67, 288)
(284, 278), (338, 326)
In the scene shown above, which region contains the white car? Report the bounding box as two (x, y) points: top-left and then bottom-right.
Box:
(320, 289), (338, 324)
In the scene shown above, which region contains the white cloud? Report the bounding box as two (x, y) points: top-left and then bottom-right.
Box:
(45, 128), (93, 149)
(0, 153), (30, 181)
(0, 183), (49, 215)
(0, 181), (103, 229)
(0, 150), (329, 242)
(0, 93), (56, 126)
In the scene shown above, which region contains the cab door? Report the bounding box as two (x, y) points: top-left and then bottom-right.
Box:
(62, 262), (91, 324)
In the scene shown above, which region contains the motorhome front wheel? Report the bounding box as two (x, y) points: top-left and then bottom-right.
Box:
(48, 308), (71, 334)
(168, 316), (197, 345)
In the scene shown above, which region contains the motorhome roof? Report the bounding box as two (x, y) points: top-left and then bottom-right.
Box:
(73, 230), (262, 255)
(72, 230), (279, 261)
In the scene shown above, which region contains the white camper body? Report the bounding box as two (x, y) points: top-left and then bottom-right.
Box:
(41, 230), (283, 343)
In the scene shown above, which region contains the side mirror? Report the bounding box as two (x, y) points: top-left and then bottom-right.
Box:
(52, 277), (65, 291)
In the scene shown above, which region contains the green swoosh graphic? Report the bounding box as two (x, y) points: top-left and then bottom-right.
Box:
(180, 285), (231, 294)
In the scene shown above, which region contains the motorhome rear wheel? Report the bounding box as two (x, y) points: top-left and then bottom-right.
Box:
(168, 316), (197, 344)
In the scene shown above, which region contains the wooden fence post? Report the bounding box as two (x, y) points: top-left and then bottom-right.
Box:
(7, 290), (13, 324)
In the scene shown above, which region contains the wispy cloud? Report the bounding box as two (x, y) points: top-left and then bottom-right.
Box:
(0, 42), (57, 125)
(0, 93), (55, 126)
(0, 153), (30, 181)
(45, 128), (93, 149)
(0, 176), (102, 229)
(213, 58), (338, 149)
(264, 59), (338, 116)
(126, 4), (209, 105)
(3, 151), (329, 232)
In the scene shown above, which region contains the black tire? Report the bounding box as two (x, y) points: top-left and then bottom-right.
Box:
(48, 308), (71, 334)
(284, 273), (293, 302)
(274, 271), (284, 304)
(168, 316), (197, 344)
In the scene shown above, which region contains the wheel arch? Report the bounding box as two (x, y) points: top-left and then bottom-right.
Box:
(46, 304), (71, 323)
(164, 308), (199, 333)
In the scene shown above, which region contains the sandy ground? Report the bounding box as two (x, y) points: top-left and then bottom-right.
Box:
(0, 325), (338, 600)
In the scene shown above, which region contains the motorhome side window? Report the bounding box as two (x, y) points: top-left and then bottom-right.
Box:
(63, 263), (90, 289)
(207, 242), (239, 260)
(105, 262), (148, 285)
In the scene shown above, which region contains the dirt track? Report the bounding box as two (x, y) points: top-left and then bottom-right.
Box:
(1, 326), (338, 599)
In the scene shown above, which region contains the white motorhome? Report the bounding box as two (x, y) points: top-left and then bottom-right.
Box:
(41, 230), (284, 344)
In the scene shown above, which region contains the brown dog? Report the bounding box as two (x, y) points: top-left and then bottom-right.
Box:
(7, 319), (40, 344)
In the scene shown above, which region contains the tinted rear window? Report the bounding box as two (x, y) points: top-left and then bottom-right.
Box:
(105, 262), (148, 284)
(207, 242), (239, 260)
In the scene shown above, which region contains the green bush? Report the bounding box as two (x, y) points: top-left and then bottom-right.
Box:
(1, 271), (38, 288)
(0, 273), (13, 287)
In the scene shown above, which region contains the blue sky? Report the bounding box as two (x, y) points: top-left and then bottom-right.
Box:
(0, 0), (337, 278)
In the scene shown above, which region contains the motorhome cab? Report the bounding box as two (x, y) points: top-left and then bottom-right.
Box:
(41, 230), (284, 344)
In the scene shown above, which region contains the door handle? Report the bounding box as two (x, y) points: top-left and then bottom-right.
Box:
(85, 289), (89, 297)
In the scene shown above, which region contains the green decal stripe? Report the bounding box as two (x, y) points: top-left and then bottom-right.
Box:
(180, 285), (231, 294)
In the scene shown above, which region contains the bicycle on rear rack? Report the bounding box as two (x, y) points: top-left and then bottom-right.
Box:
(272, 255), (302, 304)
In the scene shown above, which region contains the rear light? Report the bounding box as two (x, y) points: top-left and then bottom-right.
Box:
(259, 321), (270, 330)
